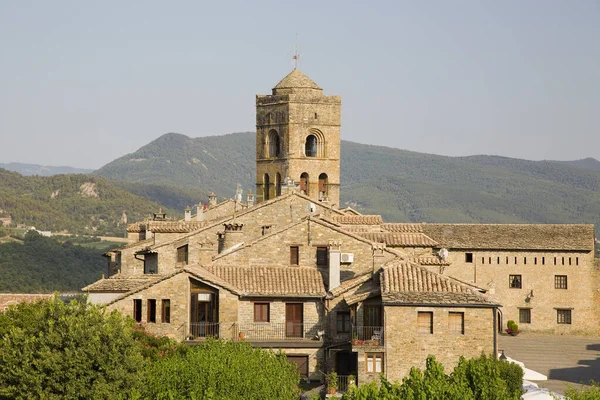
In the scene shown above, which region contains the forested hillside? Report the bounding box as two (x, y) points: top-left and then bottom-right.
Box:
(0, 162), (93, 176)
(94, 132), (600, 233)
(0, 169), (180, 236)
(0, 231), (107, 292)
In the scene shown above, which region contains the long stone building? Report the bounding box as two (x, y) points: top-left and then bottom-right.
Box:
(84, 68), (599, 386)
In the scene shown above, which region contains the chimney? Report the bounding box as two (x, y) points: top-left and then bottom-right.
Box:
(247, 189), (255, 207)
(221, 223), (244, 251)
(184, 206), (191, 222)
(372, 243), (386, 283)
(153, 208), (166, 221)
(208, 192), (218, 207)
(328, 240), (342, 291)
(196, 203), (205, 222)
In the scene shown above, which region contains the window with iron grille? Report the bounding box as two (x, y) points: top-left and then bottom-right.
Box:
(177, 245), (188, 264)
(254, 303), (270, 322)
(337, 311), (350, 334)
(557, 309), (571, 324)
(417, 312), (433, 334)
(519, 308), (531, 324)
(290, 246), (299, 265)
(509, 275), (522, 289)
(316, 247), (328, 266)
(554, 275), (568, 289)
(448, 312), (464, 335)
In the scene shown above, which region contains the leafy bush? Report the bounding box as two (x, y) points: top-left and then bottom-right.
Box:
(564, 382), (600, 400)
(507, 320), (519, 332)
(342, 354), (523, 400)
(143, 338), (301, 400)
(0, 296), (145, 399)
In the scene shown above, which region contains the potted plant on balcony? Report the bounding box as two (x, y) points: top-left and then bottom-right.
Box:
(505, 320), (520, 336)
(326, 371), (338, 394)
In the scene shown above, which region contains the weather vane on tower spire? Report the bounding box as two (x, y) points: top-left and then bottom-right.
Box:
(292, 34), (303, 69)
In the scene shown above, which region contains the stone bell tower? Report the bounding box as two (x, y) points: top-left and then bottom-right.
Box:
(255, 69), (341, 205)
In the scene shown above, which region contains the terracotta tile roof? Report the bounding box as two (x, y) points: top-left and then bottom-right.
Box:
(344, 281), (381, 306)
(421, 224), (595, 251)
(148, 220), (207, 233)
(126, 222), (145, 233)
(410, 256), (450, 266)
(106, 238), (153, 254)
(82, 276), (161, 292)
(381, 223), (423, 233)
(381, 259), (498, 306)
(0, 294), (54, 311)
(331, 215), (383, 225)
(356, 232), (438, 247)
(329, 273), (372, 297)
(204, 265), (326, 297)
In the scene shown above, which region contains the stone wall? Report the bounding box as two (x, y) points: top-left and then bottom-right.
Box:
(383, 306), (496, 382)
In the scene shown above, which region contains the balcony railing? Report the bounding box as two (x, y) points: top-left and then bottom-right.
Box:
(337, 375), (356, 393)
(236, 322), (324, 342)
(352, 325), (384, 346)
(189, 322), (220, 339)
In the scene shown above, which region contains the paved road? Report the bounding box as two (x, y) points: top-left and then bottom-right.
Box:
(499, 333), (600, 394)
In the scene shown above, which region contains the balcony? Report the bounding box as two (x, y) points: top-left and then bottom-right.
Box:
(237, 322), (324, 343)
(188, 322), (221, 340)
(352, 325), (384, 346)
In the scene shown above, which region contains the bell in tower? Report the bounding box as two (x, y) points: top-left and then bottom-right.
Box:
(255, 68), (341, 206)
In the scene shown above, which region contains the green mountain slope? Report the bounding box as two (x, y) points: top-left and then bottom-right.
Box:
(95, 132), (255, 198)
(0, 169), (180, 236)
(94, 132), (600, 234)
(0, 162), (93, 176)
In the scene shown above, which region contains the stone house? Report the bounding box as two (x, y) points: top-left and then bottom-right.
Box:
(84, 68), (598, 386)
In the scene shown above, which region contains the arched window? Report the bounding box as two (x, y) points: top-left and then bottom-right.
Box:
(264, 174), (270, 201)
(318, 173), (328, 200)
(267, 130), (280, 158)
(305, 135), (318, 157)
(276, 172), (282, 197)
(300, 173), (309, 196)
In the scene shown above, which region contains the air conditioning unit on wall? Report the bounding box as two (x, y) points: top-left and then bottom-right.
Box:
(341, 253), (354, 263)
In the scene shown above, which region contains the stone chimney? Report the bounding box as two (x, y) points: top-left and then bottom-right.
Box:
(372, 243), (386, 283)
(153, 208), (166, 221)
(196, 203), (205, 222)
(221, 223), (244, 251)
(328, 240), (342, 291)
(247, 189), (255, 207)
(184, 206), (191, 222)
(208, 192), (218, 207)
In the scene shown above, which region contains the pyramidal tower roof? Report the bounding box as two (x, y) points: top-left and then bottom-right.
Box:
(272, 69), (322, 95)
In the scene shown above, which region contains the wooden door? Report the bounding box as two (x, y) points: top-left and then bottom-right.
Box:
(286, 303), (303, 338)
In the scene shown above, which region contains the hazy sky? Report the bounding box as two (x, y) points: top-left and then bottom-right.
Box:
(1, 1), (598, 169)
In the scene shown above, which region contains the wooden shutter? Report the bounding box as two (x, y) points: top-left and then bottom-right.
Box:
(290, 246), (299, 265)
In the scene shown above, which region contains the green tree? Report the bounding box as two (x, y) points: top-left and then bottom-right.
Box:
(143, 338), (301, 400)
(0, 296), (145, 399)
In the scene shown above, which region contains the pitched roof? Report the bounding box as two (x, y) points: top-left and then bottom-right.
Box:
(410, 256), (450, 266)
(329, 273), (372, 297)
(82, 276), (161, 292)
(103, 238), (154, 256)
(421, 224), (595, 251)
(330, 215), (383, 225)
(356, 232), (438, 247)
(126, 222), (145, 233)
(148, 220), (207, 233)
(381, 259), (498, 306)
(273, 69), (321, 90)
(382, 223), (423, 233)
(204, 265), (326, 297)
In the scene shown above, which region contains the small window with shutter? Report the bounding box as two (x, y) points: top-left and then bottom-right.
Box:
(290, 246), (299, 265)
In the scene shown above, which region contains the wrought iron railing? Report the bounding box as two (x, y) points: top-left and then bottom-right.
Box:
(337, 375), (356, 393)
(352, 325), (384, 346)
(188, 322), (220, 339)
(236, 322), (324, 341)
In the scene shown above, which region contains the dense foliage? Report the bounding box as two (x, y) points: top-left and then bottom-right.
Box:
(144, 338), (301, 400)
(95, 132), (600, 235)
(564, 382), (600, 400)
(0, 168), (177, 235)
(342, 355), (523, 400)
(0, 231), (108, 292)
(0, 297), (145, 400)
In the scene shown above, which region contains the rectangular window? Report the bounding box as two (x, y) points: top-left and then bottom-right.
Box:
(316, 246), (328, 266)
(562, 257), (565, 265)
(147, 299), (156, 323)
(448, 312), (464, 335)
(506, 256), (509, 264)
(290, 246), (299, 265)
(576, 257), (579, 266)
(177, 245), (188, 264)
(366, 353), (384, 373)
(519, 308), (531, 324)
(481, 257), (485, 264)
(465, 253), (473, 263)
(555, 275), (568, 289)
(417, 311), (433, 334)
(557, 309), (572, 324)
(569, 257), (572, 266)
(161, 299), (171, 323)
(337, 311), (351, 334)
(509, 275), (522, 289)
(489, 257), (492, 264)
(534, 257), (537, 265)
(514, 256), (517, 264)
(133, 299), (142, 322)
(497, 257), (500, 264)
(542, 257), (545, 265)
(524, 257), (527, 265)
(254, 303), (270, 322)
(143, 254), (158, 274)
